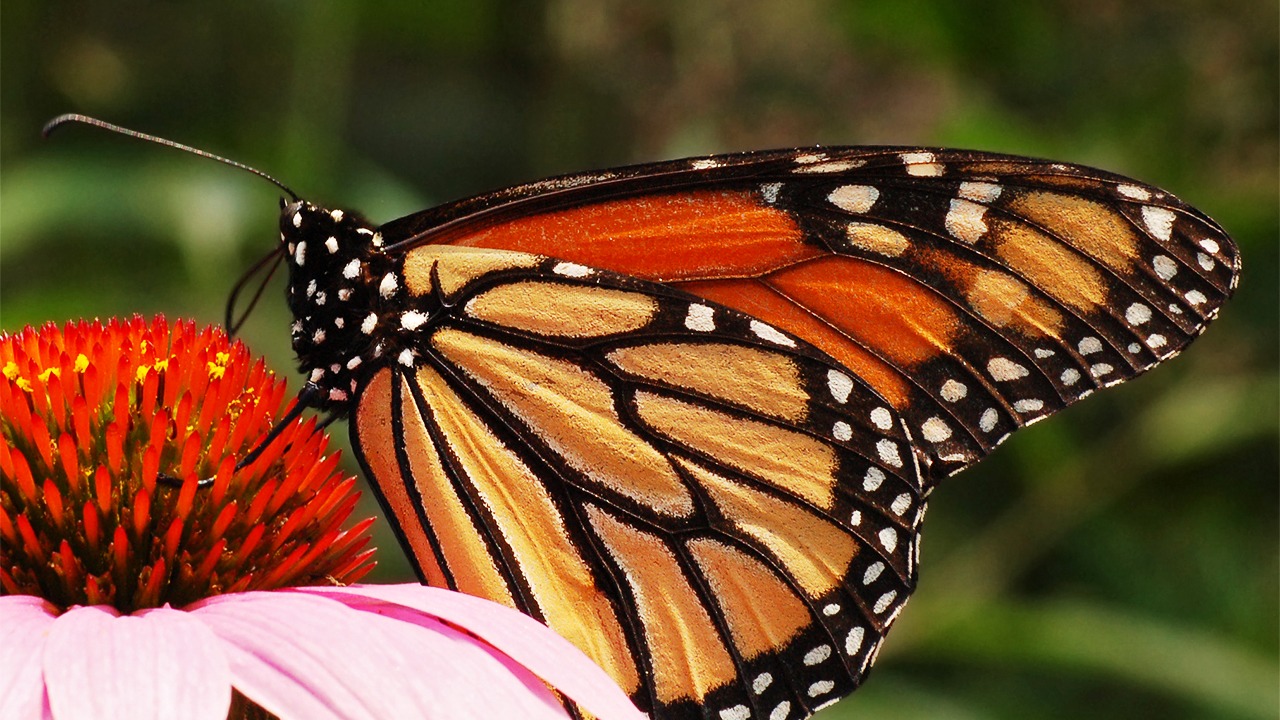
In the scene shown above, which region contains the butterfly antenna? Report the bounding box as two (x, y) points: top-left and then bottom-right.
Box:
(226, 247), (286, 338)
(43, 113), (300, 201)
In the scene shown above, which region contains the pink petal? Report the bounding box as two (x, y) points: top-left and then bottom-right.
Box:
(302, 584), (644, 720)
(0, 596), (57, 719)
(42, 605), (231, 720)
(190, 590), (570, 720)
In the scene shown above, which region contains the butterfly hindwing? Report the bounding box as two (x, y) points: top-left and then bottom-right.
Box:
(347, 245), (925, 720)
(376, 148), (1239, 483)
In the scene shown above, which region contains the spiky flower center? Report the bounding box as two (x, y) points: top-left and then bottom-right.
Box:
(0, 316), (374, 612)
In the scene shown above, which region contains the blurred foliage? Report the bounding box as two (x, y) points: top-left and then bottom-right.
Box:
(2, 1), (1276, 718)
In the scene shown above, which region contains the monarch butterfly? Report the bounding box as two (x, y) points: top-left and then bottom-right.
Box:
(45, 115), (1239, 720)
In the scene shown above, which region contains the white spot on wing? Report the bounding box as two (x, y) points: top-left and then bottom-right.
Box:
(292, 211), (302, 228)
(921, 416), (952, 442)
(827, 184), (879, 214)
(822, 604), (840, 616)
(876, 440), (902, 468)
(325, 236), (339, 254)
(1199, 238), (1220, 253)
(753, 672), (773, 694)
(1185, 289), (1207, 305)
(397, 349), (415, 367)
(870, 407), (893, 429)
(958, 181), (1002, 203)
(945, 198), (988, 243)
(807, 681), (835, 698)
(1153, 255), (1178, 281)
(719, 706), (750, 720)
(863, 561), (885, 584)
(863, 467), (886, 491)
(845, 626), (865, 655)
(832, 421), (853, 442)
(553, 262), (591, 278)
(803, 645), (832, 665)
(690, 158), (720, 170)
(873, 590), (897, 614)
(1126, 303), (1152, 325)
(890, 493), (911, 515)
(900, 151), (942, 176)
(1061, 368), (1081, 385)
(1147, 334), (1167, 349)
(941, 379), (968, 402)
(342, 259), (361, 279)
(1117, 184), (1150, 200)
(760, 182), (782, 204)
(769, 701), (791, 720)
(1142, 206), (1176, 241)
(1078, 336), (1103, 355)
(294, 241), (307, 266)
(979, 408), (999, 432)
(878, 527), (898, 553)
(361, 313), (378, 334)
(684, 303), (716, 332)
(1013, 398), (1044, 413)
(988, 357), (1029, 381)
(750, 320), (796, 347)
(827, 370), (853, 403)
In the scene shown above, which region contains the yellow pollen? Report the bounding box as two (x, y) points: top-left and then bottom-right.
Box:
(215, 352), (230, 364)
(16, 377), (32, 392)
(207, 362), (226, 380)
(74, 354), (90, 373)
(154, 360), (169, 373)
(2, 361), (19, 380)
(38, 367), (60, 382)
(136, 365), (151, 383)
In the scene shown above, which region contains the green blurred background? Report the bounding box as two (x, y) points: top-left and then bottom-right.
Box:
(2, 1), (1276, 718)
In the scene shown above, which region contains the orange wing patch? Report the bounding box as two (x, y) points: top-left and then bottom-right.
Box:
(353, 369), (449, 588)
(1004, 190), (1140, 273)
(686, 538), (811, 660)
(448, 190), (818, 282)
(606, 342), (809, 423)
(677, 458), (858, 599)
(408, 363), (642, 694)
(677, 277), (913, 408)
(431, 328), (696, 518)
(768, 256), (963, 368)
(402, 245), (540, 298)
(585, 504), (737, 704)
(465, 280), (659, 338)
(633, 391), (839, 510)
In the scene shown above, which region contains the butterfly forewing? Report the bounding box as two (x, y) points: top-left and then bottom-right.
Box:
(347, 246), (924, 720)
(377, 148), (1238, 483)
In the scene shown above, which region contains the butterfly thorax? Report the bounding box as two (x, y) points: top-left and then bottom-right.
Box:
(281, 200), (407, 415)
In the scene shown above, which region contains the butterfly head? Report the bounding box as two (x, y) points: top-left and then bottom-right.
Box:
(279, 199), (395, 413)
